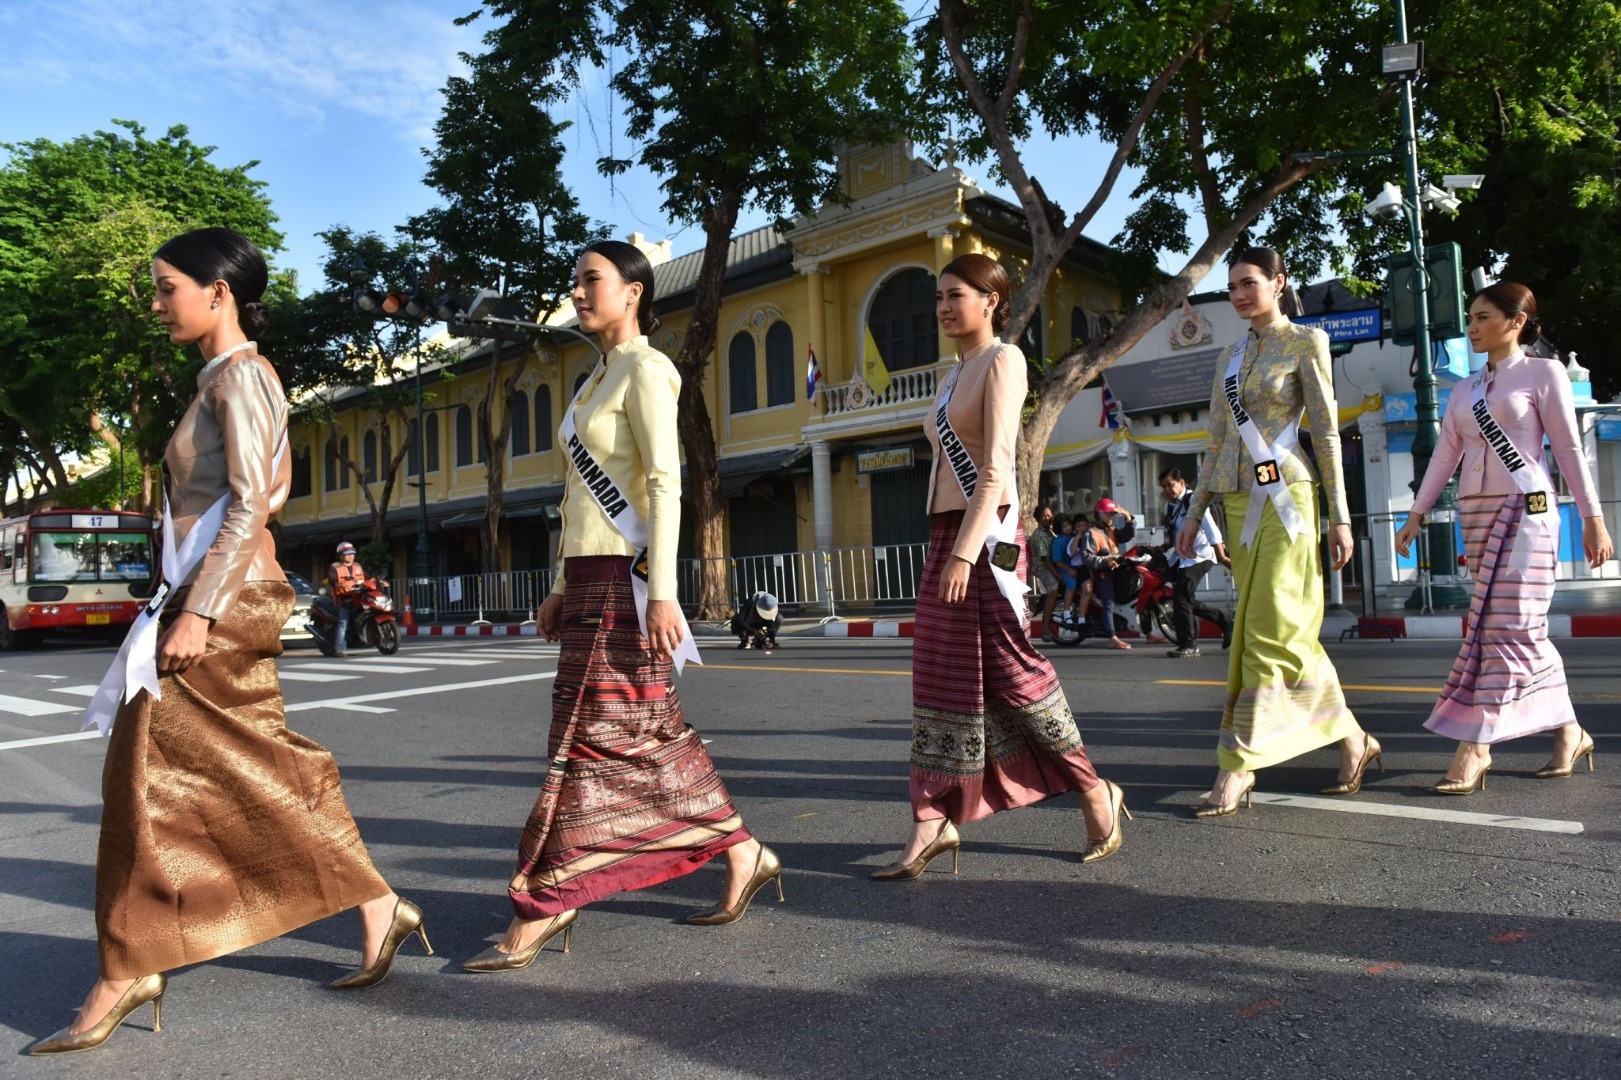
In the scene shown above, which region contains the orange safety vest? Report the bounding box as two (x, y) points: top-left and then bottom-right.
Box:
(330, 561), (365, 596)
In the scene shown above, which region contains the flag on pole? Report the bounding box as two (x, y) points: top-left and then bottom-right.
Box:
(1099, 376), (1128, 430)
(860, 325), (893, 397)
(805, 343), (824, 400)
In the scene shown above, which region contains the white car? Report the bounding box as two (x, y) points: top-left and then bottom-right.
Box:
(280, 570), (318, 644)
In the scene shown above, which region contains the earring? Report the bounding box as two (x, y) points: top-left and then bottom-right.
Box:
(211, 300), (219, 309)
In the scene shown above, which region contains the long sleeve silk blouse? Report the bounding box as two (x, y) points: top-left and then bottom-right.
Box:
(165, 347), (292, 621)
(551, 336), (683, 601)
(1411, 352), (1600, 518)
(1188, 319), (1350, 526)
(924, 339), (1025, 563)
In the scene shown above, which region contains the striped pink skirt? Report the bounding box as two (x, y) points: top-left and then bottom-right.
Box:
(1423, 495), (1576, 744)
(909, 510), (1099, 823)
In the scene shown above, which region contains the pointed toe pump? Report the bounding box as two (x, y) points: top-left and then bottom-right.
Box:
(1535, 729), (1596, 779)
(29, 974), (167, 1056)
(687, 845), (785, 925)
(871, 820), (961, 880)
(1322, 735), (1384, 796)
(462, 909), (578, 972)
(330, 897), (433, 989)
(1434, 756), (1492, 796)
(1194, 772), (1257, 819)
(1082, 780), (1132, 864)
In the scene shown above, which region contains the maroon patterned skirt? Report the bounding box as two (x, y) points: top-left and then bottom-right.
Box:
(508, 556), (749, 918)
(909, 510), (1099, 823)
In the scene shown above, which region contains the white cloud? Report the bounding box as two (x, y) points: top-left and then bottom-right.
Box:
(4, 0), (478, 143)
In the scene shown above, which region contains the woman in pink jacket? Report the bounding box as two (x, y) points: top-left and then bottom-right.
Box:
(1396, 283), (1613, 794)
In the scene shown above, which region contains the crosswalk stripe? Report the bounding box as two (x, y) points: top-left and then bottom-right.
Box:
(1248, 792), (1583, 834)
(48, 685), (103, 697)
(0, 693), (80, 716)
(326, 703), (396, 714)
(0, 730), (101, 750)
(286, 670), (556, 713)
(286, 661), (433, 674)
(377, 655), (500, 666)
(409, 647), (555, 658)
(277, 671), (362, 683)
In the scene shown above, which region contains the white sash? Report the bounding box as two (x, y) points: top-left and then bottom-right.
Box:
(559, 367), (701, 674)
(1468, 365), (1558, 571)
(1222, 336), (1307, 547)
(82, 434), (288, 736)
(934, 363), (1028, 621)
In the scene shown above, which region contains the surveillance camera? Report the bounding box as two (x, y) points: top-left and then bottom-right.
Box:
(1442, 174), (1485, 191)
(1363, 182), (1404, 221)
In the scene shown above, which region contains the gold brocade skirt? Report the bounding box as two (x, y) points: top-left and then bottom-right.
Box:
(95, 581), (389, 979)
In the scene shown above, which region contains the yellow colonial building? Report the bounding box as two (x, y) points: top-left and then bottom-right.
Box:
(273, 143), (1124, 595)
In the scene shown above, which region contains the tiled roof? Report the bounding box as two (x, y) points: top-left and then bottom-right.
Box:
(652, 224), (794, 303)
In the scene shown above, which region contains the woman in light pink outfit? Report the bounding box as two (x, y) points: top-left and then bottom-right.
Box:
(1396, 283), (1613, 794)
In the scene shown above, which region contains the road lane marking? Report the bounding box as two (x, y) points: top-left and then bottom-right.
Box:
(1157, 679), (1442, 695)
(48, 685), (102, 697)
(276, 671), (362, 683)
(34, 674), (66, 680)
(287, 661), (434, 674)
(1248, 791), (1583, 833)
(411, 647), (556, 658)
(0, 730), (101, 750)
(326, 703), (396, 714)
(390, 655), (503, 665)
(0, 693), (80, 716)
(700, 664), (910, 676)
(285, 670), (557, 713)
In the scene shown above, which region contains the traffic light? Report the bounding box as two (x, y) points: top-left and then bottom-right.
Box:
(1386, 241), (1467, 346)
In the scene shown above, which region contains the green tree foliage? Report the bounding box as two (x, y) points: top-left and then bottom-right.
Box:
(0, 121), (281, 511)
(411, 19), (601, 573)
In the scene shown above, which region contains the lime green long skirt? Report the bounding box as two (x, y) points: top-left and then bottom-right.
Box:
(1219, 482), (1359, 771)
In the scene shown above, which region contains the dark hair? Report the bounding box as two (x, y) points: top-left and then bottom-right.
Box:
(1472, 281), (1542, 345)
(1157, 467), (1185, 484)
(940, 252), (1012, 334)
(583, 239), (661, 335)
(154, 227), (271, 338)
(1230, 246), (1303, 318)
(1054, 513), (1072, 532)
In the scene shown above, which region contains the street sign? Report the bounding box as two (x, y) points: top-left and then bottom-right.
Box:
(1296, 308), (1383, 344)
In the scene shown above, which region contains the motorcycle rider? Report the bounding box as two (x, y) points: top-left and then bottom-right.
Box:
(1156, 468), (1233, 658)
(327, 541), (365, 657)
(1077, 498), (1136, 650)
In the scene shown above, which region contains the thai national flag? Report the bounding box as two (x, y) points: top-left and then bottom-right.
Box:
(1100, 377), (1126, 430)
(806, 344), (824, 400)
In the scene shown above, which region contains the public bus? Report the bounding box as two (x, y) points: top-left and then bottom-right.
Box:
(0, 508), (160, 650)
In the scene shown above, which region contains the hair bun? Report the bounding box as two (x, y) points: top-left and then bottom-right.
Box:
(240, 300), (271, 338)
(1519, 316), (1543, 345)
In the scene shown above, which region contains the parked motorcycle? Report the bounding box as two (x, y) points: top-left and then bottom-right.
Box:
(307, 577), (400, 656)
(1050, 546), (1175, 647)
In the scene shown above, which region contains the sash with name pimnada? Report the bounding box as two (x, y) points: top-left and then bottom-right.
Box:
(82, 343), (286, 734)
(934, 362), (1028, 621)
(1467, 365), (1558, 571)
(559, 365), (701, 674)
(1222, 335), (1307, 547)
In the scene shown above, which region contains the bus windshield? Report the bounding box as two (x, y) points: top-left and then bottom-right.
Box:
(30, 531), (155, 583)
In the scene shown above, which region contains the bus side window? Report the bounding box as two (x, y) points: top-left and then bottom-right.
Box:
(0, 528), (10, 572)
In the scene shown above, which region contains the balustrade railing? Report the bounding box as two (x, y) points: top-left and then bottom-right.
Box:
(817, 361), (951, 417)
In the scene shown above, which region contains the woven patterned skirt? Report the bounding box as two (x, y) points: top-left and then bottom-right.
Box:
(1423, 494), (1576, 743)
(508, 556), (749, 919)
(96, 582), (389, 979)
(1218, 483), (1360, 772)
(909, 510), (1098, 823)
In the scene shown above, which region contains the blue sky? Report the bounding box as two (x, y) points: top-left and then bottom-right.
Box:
(2, 1), (1146, 297)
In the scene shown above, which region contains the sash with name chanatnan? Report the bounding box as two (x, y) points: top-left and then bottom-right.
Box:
(560, 369), (701, 674)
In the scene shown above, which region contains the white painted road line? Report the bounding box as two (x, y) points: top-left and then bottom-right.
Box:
(287, 662), (434, 674)
(0, 694), (81, 717)
(276, 671), (362, 683)
(379, 655), (501, 666)
(410, 647), (554, 658)
(1249, 792), (1584, 834)
(48, 685), (103, 697)
(286, 670), (557, 713)
(34, 674), (66, 680)
(0, 730), (101, 750)
(326, 703), (396, 714)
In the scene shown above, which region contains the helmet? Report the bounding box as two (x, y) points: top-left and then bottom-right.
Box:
(1094, 498), (1119, 517)
(752, 592), (779, 621)
(336, 542), (356, 555)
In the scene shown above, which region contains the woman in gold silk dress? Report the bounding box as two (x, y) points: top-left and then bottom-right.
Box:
(32, 229), (427, 1057)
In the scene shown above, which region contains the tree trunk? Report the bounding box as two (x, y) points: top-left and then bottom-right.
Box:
(672, 192), (745, 620)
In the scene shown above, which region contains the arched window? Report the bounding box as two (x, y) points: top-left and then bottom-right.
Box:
(1097, 314), (1115, 341)
(361, 429), (378, 484)
(764, 321), (795, 407)
(324, 436), (344, 492)
(340, 437), (350, 487)
(509, 389), (531, 457)
(410, 413), (440, 475)
(381, 424), (393, 475)
(867, 268), (937, 372)
(572, 371), (591, 398)
(728, 332), (757, 414)
(290, 447), (312, 498)
(1070, 306), (1090, 349)
(534, 386), (553, 452)
(1017, 307), (1045, 364)
(424, 413), (439, 472)
(455, 405), (474, 467)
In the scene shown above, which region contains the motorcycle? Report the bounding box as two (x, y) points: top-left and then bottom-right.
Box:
(1049, 546), (1176, 647)
(307, 577), (400, 656)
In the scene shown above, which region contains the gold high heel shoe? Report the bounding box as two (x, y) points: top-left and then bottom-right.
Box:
(1194, 772), (1257, 818)
(1081, 779), (1132, 863)
(331, 897), (433, 989)
(1321, 734), (1384, 795)
(870, 820), (961, 880)
(29, 973), (166, 1056)
(461, 909), (578, 972)
(687, 844), (784, 924)
(1535, 729), (1596, 779)
(1433, 756), (1492, 795)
